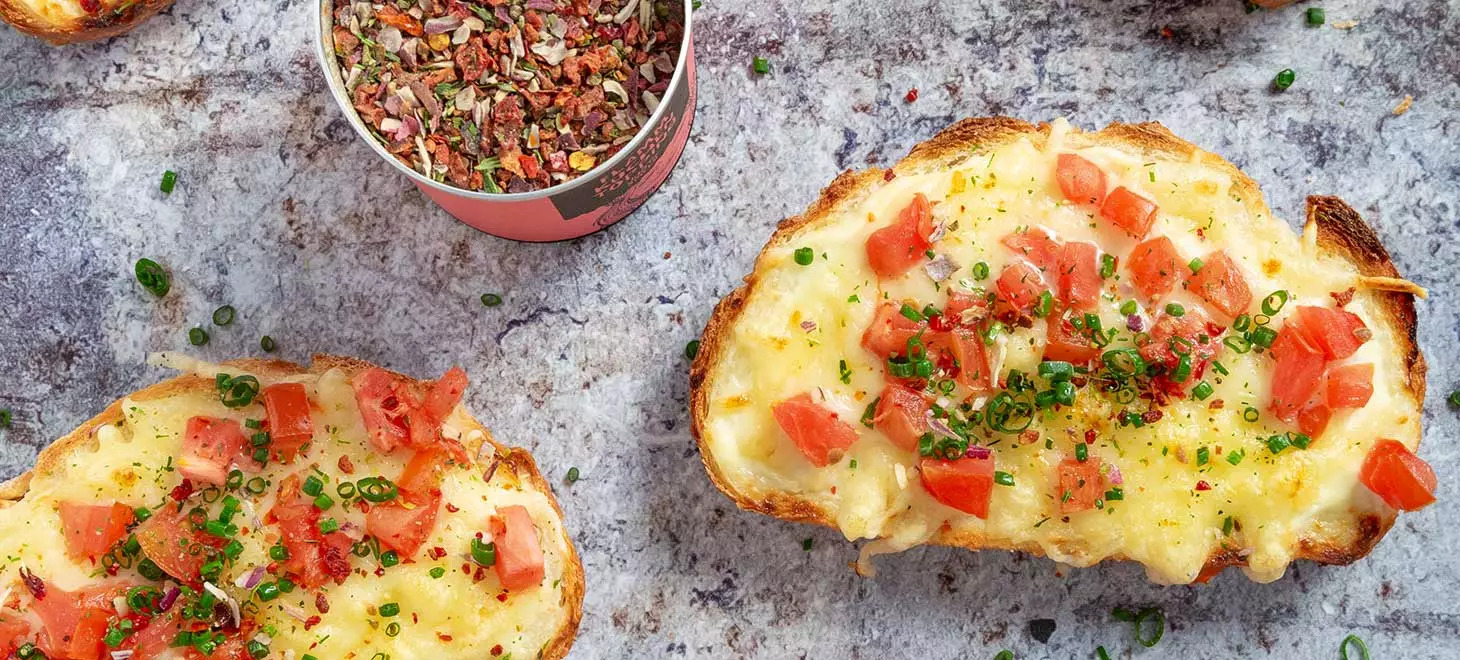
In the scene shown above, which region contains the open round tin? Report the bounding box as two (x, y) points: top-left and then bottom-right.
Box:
(315, 1), (696, 242)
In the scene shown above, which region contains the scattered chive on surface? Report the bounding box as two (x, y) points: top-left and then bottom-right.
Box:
(1307, 7), (1326, 26)
(212, 305), (236, 326)
(160, 170), (177, 194)
(752, 56), (770, 74)
(1449, 390), (1460, 407)
(0, 409), (10, 428)
(134, 258), (170, 297)
(480, 293), (503, 307)
(685, 339), (701, 360)
(1273, 68), (1296, 91)
(188, 327), (209, 346)
(1339, 634), (1369, 660)
(802, 538), (813, 551)
(566, 467), (580, 483)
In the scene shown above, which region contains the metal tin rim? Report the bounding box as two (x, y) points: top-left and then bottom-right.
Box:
(314, 0), (694, 202)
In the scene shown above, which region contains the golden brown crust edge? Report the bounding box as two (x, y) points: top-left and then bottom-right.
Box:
(0, 0), (173, 44)
(690, 117), (1424, 583)
(0, 354), (583, 659)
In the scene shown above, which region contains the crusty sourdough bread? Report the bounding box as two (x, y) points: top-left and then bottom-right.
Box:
(690, 117), (1427, 584)
(0, 354), (583, 659)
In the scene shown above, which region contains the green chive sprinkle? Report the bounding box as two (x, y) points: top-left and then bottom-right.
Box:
(1192, 381), (1214, 401)
(1120, 300), (1138, 316)
(212, 305), (235, 326)
(1227, 449), (1245, 465)
(1134, 607), (1165, 647)
(1449, 391), (1460, 407)
(994, 651), (1014, 660)
(160, 170), (177, 194)
(994, 471), (1015, 487)
(481, 293), (503, 307)
(566, 467), (580, 483)
(793, 247), (815, 265)
(134, 258), (170, 297)
(1196, 446), (1210, 466)
(752, 56), (770, 74)
(1165, 302), (1185, 317)
(1075, 442), (1089, 462)
(1273, 68), (1296, 91)
(1306, 7), (1325, 26)
(1099, 253), (1116, 279)
(260, 335), (277, 352)
(379, 602), (400, 617)
(802, 538), (813, 551)
(972, 261), (990, 280)
(429, 567), (446, 578)
(1339, 634), (1369, 660)
(685, 339), (701, 360)
(0, 409), (10, 428)
(1188, 257), (1204, 273)
(188, 327), (209, 346)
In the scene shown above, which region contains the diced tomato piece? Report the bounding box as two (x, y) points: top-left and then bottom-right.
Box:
(861, 302), (926, 359)
(30, 582), (125, 660)
(1055, 241), (1102, 309)
(1043, 316), (1101, 364)
(1099, 186), (1158, 238)
(1000, 227), (1061, 271)
(58, 502), (134, 562)
(1055, 153), (1107, 206)
(135, 504), (221, 583)
(1185, 251), (1252, 319)
(1127, 236), (1184, 301)
(924, 328), (994, 392)
(262, 383), (315, 462)
(1326, 363), (1374, 409)
(1297, 399), (1332, 439)
(269, 475), (353, 588)
(873, 384), (930, 452)
(367, 492), (441, 560)
(397, 446), (454, 503)
(421, 366), (468, 422)
(919, 455), (995, 518)
(865, 193), (936, 279)
(1057, 458), (1106, 513)
(491, 505), (546, 591)
(996, 261), (1047, 311)
(943, 291), (986, 325)
(1139, 307), (1222, 371)
(1359, 439), (1436, 511)
(178, 417), (247, 486)
(353, 368), (411, 453)
(1268, 325), (1327, 423)
(1290, 306), (1369, 360)
(771, 394), (859, 467)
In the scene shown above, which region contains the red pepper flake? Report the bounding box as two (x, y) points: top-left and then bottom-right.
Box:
(445, 503), (460, 513)
(428, 546), (447, 560)
(337, 455), (355, 474)
(1195, 480), (1212, 491)
(170, 479), (195, 502)
(78, 0), (99, 12)
(304, 615), (322, 630)
(904, 88), (919, 103)
(1084, 429), (1097, 444)
(438, 633), (455, 642)
(1141, 410), (1164, 424)
(491, 644), (504, 656)
(884, 170), (897, 181)
(1160, 26), (1174, 39)
(315, 592), (331, 614)
(1019, 430), (1041, 445)
(496, 593), (509, 602)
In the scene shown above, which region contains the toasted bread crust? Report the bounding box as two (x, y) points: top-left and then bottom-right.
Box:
(0, 0), (172, 44)
(690, 117), (1425, 583)
(0, 354), (583, 659)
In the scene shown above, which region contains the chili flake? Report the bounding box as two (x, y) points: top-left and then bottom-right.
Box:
(331, 0), (685, 194)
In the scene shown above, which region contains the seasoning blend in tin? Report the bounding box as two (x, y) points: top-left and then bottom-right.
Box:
(317, 0), (695, 242)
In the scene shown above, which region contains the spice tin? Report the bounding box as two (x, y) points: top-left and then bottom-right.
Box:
(315, 1), (696, 242)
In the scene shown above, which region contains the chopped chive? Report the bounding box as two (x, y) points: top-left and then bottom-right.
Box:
(1075, 442), (1089, 462)
(259, 335), (277, 352)
(188, 327), (209, 346)
(752, 56), (770, 75)
(1099, 253), (1116, 279)
(972, 262), (990, 280)
(1104, 487), (1124, 501)
(212, 305), (236, 326)
(1164, 302), (1185, 317)
(1273, 68), (1296, 91)
(1196, 446), (1210, 466)
(318, 518), (339, 534)
(566, 467), (580, 483)
(429, 566), (446, 578)
(994, 471), (1015, 486)
(160, 170), (177, 194)
(1192, 381), (1214, 400)
(1449, 391), (1460, 407)
(379, 602), (400, 617)
(380, 550), (400, 567)
(899, 303), (923, 322)
(1261, 290), (1289, 315)
(1223, 515), (1235, 536)
(1033, 290), (1054, 318)
(1211, 360), (1229, 376)
(1306, 7), (1325, 26)
(1227, 449), (1245, 465)
(1120, 300), (1138, 316)
(480, 293), (503, 307)
(0, 409), (9, 428)
(134, 258), (170, 297)
(1339, 634), (1369, 660)
(1266, 434), (1290, 454)
(1187, 257), (1204, 273)
(793, 247), (814, 265)
(684, 339), (701, 360)
(302, 475), (324, 497)
(802, 538), (813, 551)
(1249, 326), (1278, 349)
(1134, 607), (1165, 647)
(1243, 407), (1260, 423)
(313, 494), (335, 511)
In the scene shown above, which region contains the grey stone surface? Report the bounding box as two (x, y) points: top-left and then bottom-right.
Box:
(2, 0), (1458, 657)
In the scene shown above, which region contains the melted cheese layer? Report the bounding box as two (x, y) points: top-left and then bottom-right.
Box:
(701, 120), (1420, 584)
(0, 365), (575, 657)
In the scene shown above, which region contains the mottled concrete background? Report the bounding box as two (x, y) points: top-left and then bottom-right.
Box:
(2, 0), (1458, 657)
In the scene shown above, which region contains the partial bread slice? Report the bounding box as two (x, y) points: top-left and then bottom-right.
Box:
(691, 118), (1426, 584)
(0, 0), (172, 44)
(0, 354), (582, 659)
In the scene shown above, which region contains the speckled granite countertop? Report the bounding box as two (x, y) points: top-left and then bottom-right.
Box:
(2, 0), (1458, 657)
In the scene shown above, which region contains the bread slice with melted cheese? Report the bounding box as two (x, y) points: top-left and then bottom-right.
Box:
(0, 0), (171, 44)
(690, 118), (1430, 585)
(0, 354), (582, 659)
